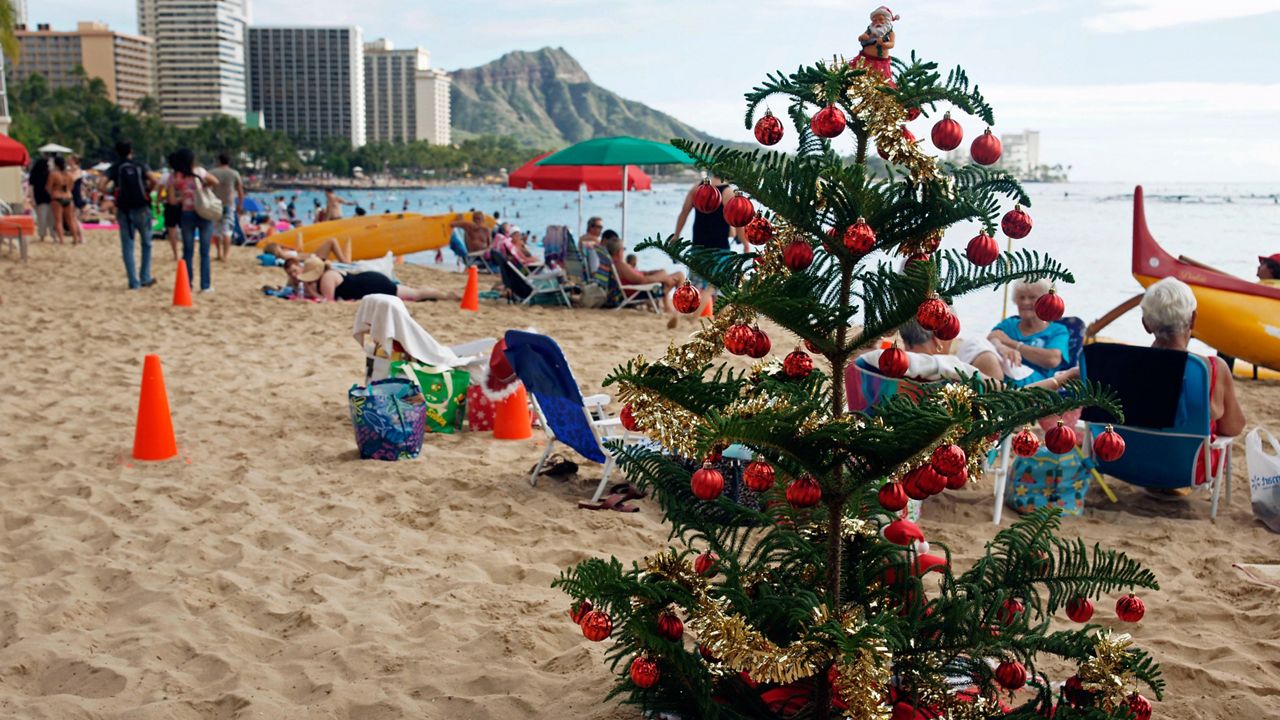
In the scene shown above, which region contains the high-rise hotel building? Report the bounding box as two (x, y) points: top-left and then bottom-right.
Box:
(247, 26), (366, 147)
(363, 38), (450, 146)
(137, 0), (248, 126)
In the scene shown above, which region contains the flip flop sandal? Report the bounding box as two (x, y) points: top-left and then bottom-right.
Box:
(577, 493), (641, 513)
(531, 454), (580, 478)
(608, 482), (647, 501)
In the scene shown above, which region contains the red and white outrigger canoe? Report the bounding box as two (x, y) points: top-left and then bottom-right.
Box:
(1132, 185), (1280, 372)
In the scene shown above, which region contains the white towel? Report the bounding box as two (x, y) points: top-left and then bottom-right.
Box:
(351, 295), (474, 369)
(859, 349), (981, 381)
(957, 336), (1034, 381)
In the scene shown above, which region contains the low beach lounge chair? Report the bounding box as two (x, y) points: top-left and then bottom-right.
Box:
(591, 248), (661, 312)
(1079, 342), (1235, 517)
(502, 329), (640, 504)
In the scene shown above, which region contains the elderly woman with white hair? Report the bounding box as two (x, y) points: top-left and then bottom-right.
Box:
(987, 278), (1070, 387)
(1141, 277), (1245, 439)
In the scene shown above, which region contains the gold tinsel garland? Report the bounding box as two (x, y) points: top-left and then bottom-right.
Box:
(844, 64), (940, 185)
(1078, 630), (1142, 712)
(645, 552), (892, 720)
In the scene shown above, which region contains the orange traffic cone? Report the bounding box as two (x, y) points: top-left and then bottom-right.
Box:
(460, 265), (480, 311)
(173, 259), (193, 307)
(492, 384), (533, 440)
(700, 293), (715, 317)
(132, 354), (178, 461)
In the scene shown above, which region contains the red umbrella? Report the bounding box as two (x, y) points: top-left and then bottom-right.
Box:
(0, 135), (30, 167)
(508, 151), (651, 191)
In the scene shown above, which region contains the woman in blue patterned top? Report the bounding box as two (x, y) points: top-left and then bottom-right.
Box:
(987, 279), (1069, 387)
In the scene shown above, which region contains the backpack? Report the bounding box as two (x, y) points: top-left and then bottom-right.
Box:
(116, 160), (150, 210)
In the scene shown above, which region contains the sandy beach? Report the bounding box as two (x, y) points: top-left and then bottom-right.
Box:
(1, 230), (1277, 719)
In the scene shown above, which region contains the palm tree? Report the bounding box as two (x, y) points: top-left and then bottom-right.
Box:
(0, 0), (19, 127)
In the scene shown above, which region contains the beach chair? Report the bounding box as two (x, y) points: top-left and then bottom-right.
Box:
(0, 215), (33, 262)
(352, 294), (495, 382)
(541, 225), (572, 270)
(495, 248), (571, 307)
(502, 329), (641, 503)
(591, 247), (662, 312)
(1078, 343), (1236, 518)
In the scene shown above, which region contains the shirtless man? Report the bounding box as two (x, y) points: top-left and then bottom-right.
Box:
(856, 6), (898, 85)
(324, 188), (353, 221)
(450, 211), (491, 254)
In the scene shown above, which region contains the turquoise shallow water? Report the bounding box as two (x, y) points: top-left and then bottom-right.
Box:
(263, 181), (1279, 347)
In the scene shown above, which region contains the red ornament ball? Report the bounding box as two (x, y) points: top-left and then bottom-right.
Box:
(999, 598), (1025, 626)
(944, 466), (968, 490)
(1001, 205), (1033, 239)
(844, 217), (877, 254)
(878, 481), (909, 512)
(656, 611), (684, 642)
(753, 109), (784, 146)
(1065, 596), (1094, 623)
(580, 610), (613, 641)
(916, 464), (947, 496)
(672, 282), (701, 314)
(723, 194), (756, 228)
(971, 127), (1003, 165)
(786, 474), (822, 508)
(629, 655), (661, 688)
(783, 239), (814, 271)
(1035, 288), (1065, 322)
(1116, 593), (1146, 623)
(810, 104), (847, 138)
(724, 323), (755, 355)
(930, 111), (964, 151)
(692, 180), (723, 214)
(1045, 421), (1077, 455)
(931, 444), (967, 477)
(1093, 425), (1126, 462)
(1063, 675), (1095, 708)
(1011, 428), (1040, 457)
(905, 106), (921, 121)
(619, 404), (639, 432)
(569, 599), (593, 625)
(933, 312), (961, 342)
(691, 463), (725, 501)
(904, 253), (931, 271)
(694, 551), (718, 576)
(966, 232), (1000, 266)
(803, 338), (822, 354)
(747, 327), (772, 359)
(783, 349), (813, 379)
(916, 297), (950, 331)
(743, 460), (776, 492)
(903, 472), (931, 501)
(879, 346), (909, 378)
(995, 660), (1027, 690)
(744, 215), (774, 244)
(1124, 693), (1152, 720)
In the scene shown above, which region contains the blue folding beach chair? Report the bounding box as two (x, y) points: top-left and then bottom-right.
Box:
(503, 330), (640, 502)
(1079, 343), (1235, 517)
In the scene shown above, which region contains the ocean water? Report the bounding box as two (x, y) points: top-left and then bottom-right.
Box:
(270, 182), (1279, 347)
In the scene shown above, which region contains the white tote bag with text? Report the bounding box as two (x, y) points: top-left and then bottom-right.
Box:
(1245, 427), (1280, 533)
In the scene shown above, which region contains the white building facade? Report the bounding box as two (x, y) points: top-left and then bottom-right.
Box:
(363, 38), (450, 145)
(137, 0), (248, 127)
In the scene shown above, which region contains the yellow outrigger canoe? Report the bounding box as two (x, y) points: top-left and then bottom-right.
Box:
(258, 211), (495, 261)
(1132, 185), (1280, 373)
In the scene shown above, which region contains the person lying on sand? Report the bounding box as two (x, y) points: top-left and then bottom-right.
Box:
(285, 256), (458, 303)
(263, 238), (351, 263)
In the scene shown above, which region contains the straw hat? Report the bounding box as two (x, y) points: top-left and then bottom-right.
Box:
(299, 256), (327, 282)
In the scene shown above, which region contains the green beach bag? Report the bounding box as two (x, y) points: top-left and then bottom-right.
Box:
(391, 361), (470, 434)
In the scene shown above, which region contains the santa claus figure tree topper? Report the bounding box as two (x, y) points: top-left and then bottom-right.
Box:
(856, 5), (899, 86)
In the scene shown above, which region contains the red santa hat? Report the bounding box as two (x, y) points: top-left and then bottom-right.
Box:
(871, 6), (899, 21)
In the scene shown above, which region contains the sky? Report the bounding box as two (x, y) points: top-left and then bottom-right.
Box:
(32, 0), (1280, 182)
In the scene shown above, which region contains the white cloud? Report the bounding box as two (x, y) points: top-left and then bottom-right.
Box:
(1084, 0), (1280, 32)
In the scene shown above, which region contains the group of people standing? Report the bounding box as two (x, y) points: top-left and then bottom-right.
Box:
(27, 152), (88, 245)
(104, 141), (244, 291)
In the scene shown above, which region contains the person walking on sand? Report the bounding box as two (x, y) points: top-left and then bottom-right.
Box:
(104, 140), (157, 289)
(169, 148), (220, 293)
(325, 188), (353, 221)
(209, 153), (244, 262)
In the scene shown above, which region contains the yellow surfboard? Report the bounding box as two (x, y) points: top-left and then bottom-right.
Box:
(258, 212), (496, 261)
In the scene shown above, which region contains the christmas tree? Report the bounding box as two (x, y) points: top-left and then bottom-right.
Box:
(555, 48), (1163, 720)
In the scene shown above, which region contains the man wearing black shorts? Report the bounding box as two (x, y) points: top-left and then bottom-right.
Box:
(674, 175), (743, 314)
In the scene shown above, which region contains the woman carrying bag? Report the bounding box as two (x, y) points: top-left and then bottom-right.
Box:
(169, 148), (221, 292)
